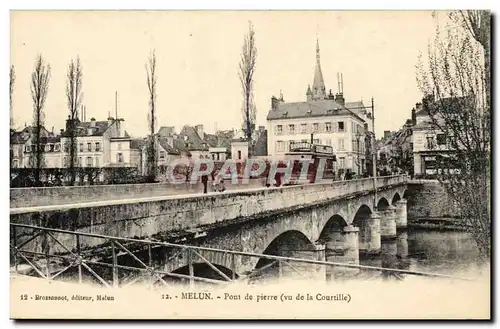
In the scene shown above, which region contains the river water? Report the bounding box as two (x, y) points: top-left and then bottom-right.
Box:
(359, 227), (486, 279)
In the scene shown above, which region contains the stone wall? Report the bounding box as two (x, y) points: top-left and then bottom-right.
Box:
(10, 178), (267, 208)
(406, 180), (458, 219)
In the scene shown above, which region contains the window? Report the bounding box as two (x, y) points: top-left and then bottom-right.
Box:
(325, 139), (332, 146)
(25, 145), (31, 153)
(339, 139), (345, 150)
(276, 125), (283, 135)
(87, 142), (92, 152)
(300, 124), (307, 134)
(78, 157), (82, 167)
(95, 157), (99, 167)
(86, 156), (93, 167)
(159, 151), (166, 159)
(63, 143), (69, 153)
(237, 150), (242, 160)
(44, 144), (50, 152)
(313, 139), (320, 144)
(426, 136), (435, 149)
(313, 123), (319, 133)
(116, 153), (123, 163)
(437, 134), (446, 145)
(339, 157), (345, 168)
(95, 142), (100, 152)
(54, 143), (60, 152)
(325, 122), (332, 132)
(288, 124), (295, 135)
(63, 157), (68, 167)
(118, 143), (122, 151)
(79, 143), (83, 152)
(338, 121), (345, 132)
(12, 160), (18, 168)
(277, 141), (285, 152)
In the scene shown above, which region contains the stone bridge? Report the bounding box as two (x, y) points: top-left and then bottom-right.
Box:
(10, 175), (409, 281)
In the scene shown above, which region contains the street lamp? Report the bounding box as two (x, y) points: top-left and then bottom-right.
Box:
(355, 131), (362, 176)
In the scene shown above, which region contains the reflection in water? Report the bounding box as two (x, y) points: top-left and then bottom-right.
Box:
(360, 228), (483, 278)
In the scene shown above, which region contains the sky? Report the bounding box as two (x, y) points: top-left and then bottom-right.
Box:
(10, 10), (438, 138)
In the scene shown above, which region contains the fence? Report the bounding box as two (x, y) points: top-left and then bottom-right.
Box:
(10, 223), (475, 291)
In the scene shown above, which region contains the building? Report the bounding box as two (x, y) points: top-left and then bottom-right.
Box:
(11, 116), (139, 170)
(412, 96), (458, 177)
(10, 125), (60, 169)
(60, 116), (137, 168)
(266, 39), (367, 174)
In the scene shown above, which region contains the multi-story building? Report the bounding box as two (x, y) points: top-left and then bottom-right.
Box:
(412, 96), (456, 176)
(11, 116), (140, 170)
(60, 116), (138, 168)
(266, 39), (367, 174)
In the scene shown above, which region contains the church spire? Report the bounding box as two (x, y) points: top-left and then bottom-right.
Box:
(312, 38), (326, 100)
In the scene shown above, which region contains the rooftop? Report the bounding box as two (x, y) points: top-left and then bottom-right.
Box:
(267, 98), (365, 122)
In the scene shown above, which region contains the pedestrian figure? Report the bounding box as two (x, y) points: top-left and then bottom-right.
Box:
(201, 174), (208, 194)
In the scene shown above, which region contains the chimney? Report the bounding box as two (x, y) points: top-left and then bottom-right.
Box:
(415, 102), (422, 111)
(90, 117), (96, 127)
(384, 130), (391, 139)
(165, 126), (175, 137)
(364, 122), (369, 133)
(118, 118), (125, 137)
(411, 108), (416, 124)
(328, 89), (335, 100)
(108, 116), (114, 127)
(60, 129), (64, 135)
(65, 115), (74, 131)
(195, 124), (204, 140)
(258, 125), (265, 133)
(271, 96), (279, 110)
(334, 93), (345, 106)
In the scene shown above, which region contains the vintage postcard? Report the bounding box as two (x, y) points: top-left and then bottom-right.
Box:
(9, 10), (491, 320)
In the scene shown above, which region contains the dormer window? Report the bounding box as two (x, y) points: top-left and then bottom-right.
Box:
(54, 143), (61, 152)
(25, 144), (31, 153)
(307, 110), (312, 115)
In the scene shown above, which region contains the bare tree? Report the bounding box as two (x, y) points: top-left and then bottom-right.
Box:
(238, 21), (257, 157)
(10, 65), (16, 169)
(29, 55), (51, 186)
(10, 65), (15, 129)
(145, 50), (158, 182)
(66, 56), (83, 185)
(416, 10), (491, 259)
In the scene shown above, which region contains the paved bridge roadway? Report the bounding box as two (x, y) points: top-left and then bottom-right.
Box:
(11, 175), (409, 282)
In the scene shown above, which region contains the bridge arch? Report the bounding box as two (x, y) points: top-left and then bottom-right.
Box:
(391, 192), (401, 205)
(255, 230), (315, 270)
(318, 214), (348, 243)
(352, 204), (373, 254)
(376, 197), (391, 211)
(402, 189), (409, 200)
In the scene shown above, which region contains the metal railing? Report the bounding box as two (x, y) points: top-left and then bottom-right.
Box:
(10, 223), (475, 290)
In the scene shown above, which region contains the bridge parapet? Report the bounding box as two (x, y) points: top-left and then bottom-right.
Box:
(10, 176), (407, 254)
